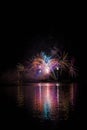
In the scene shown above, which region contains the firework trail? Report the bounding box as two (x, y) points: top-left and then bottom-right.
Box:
(68, 58), (78, 77)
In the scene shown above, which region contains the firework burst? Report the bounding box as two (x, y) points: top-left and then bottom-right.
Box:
(28, 52), (59, 80)
(26, 48), (78, 80)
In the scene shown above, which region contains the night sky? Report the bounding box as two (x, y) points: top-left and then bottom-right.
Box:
(0, 18), (87, 80)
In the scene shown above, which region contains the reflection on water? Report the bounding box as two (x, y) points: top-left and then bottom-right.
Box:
(17, 82), (77, 121)
(17, 80), (24, 107)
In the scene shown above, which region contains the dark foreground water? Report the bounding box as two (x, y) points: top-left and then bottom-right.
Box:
(0, 81), (85, 129)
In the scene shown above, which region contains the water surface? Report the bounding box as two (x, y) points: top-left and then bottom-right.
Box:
(0, 82), (79, 129)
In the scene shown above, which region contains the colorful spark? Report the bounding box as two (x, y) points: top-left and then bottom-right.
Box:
(25, 48), (78, 80)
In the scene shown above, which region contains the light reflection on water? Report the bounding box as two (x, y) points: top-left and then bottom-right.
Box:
(17, 82), (77, 121)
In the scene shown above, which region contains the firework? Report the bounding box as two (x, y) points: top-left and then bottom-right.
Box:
(26, 48), (78, 80)
(28, 52), (59, 80)
(68, 59), (78, 77)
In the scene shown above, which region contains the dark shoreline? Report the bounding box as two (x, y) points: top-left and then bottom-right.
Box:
(0, 79), (84, 86)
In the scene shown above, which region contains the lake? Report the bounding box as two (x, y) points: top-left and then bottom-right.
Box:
(0, 81), (82, 129)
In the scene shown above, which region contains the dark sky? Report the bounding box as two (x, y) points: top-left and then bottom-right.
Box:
(0, 18), (87, 79)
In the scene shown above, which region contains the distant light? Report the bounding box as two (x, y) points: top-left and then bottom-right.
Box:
(56, 67), (59, 70)
(38, 83), (41, 87)
(39, 70), (42, 73)
(56, 83), (59, 87)
(39, 65), (41, 69)
(45, 67), (50, 74)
